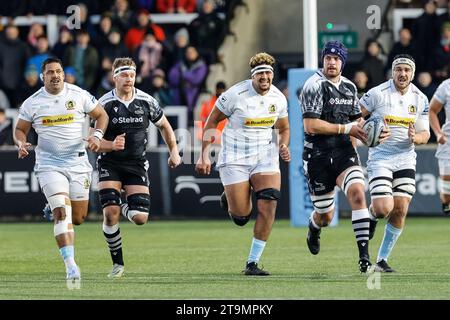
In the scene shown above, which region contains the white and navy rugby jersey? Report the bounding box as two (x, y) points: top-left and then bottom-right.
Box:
(18, 83), (97, 172)
(215, 79), (288, 166)
(433, 79), (450, 159)
(97, 88), (163, 163)
(360, 79), (429, 162)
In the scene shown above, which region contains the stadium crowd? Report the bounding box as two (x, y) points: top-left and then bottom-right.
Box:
(0, 0), (450, 145)
(0, 0), (233, 132)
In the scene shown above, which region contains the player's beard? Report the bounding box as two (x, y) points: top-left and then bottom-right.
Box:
(394, 76), (411, 91)
(46, 78), (63, 94)
(324, 66), (341, 80)
(256, 78), (271, 94)
(118, 82), (134, 98)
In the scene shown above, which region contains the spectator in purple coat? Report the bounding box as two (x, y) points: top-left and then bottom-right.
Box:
(168, 46), (208, 126)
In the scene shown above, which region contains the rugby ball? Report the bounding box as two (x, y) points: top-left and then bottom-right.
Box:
(362, 117), (385, 147)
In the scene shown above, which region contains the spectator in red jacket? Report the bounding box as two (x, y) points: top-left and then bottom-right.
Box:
(124, 9), (166, 53)
(196, 81), (227, 143)
(155, 0), (197, 13)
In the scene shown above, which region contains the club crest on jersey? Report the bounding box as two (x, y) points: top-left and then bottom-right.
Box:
(268, 104), (277, 114)
(83, 178), (90, 189)
(65, 100), (76, 110)
(408, 105), (417, 115)
(134, 107), (144, 115)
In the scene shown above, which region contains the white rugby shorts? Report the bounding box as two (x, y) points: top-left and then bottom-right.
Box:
(367, 155), (416, 181)
(218, 156), (280, 186)
(36, 170), (92, 201)
(438, 159), (450, 176)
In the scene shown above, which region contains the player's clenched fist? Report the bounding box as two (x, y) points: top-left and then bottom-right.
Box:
(17, 141), (31, 159)
(195, 156), (211, 175)
(86, 135), (101, 152)
(279, 143), (291, 162)
(112, 133), (126, 151)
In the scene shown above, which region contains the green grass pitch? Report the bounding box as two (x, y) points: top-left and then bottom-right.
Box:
(0, 217), (449, 300)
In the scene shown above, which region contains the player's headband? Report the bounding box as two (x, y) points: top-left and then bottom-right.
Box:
(392, 57), (415, 75)
(113, 66), (136, 77)
(251, 64), (274, 77)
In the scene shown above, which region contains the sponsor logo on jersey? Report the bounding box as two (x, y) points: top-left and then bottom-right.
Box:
(384, 115), (415, 127)
(112, 117), (144, 124)
(408, 104), (417, 115)
(244, 117), (276, 127)
(42, 114), (74, 126)
(329, 97), (353, 105)
(65, 100), (76, 110)
(268, 104), (277, 114)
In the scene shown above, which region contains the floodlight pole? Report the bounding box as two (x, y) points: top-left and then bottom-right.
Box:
(303, 0), (318, 69)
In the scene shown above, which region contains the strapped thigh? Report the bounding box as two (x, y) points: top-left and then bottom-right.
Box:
(392, 169), (416, 198)
(340, 166), (365, 196)
(369, 176), (393, 199)
(310, 191), (335, 214)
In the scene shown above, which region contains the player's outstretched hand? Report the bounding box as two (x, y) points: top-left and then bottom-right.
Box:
(112, 133), (126, 151)
(349, 125), (368, 144)
(168, 151), (182, 169)
(85, 135), (101, 152)
(17, 141), (31, 159)
(279, 143), (291, 162)
(195, 156), (211, 175)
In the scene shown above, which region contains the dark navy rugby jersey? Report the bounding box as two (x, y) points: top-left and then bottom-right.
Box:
(299, 70), (361, 156)
(97, 88), (163, 162)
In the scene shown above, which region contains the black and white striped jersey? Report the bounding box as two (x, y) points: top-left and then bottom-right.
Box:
(300, 70), (360, 155)
(97, 88), (163, 163)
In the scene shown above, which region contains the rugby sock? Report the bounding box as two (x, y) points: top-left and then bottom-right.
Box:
(247, 237), (266, 263)
(377, 223), (402, 262)
(103, 223), (124, 266)
(352, 208), (370, 257)
(309, 211), (321, 230)
(59, 245), (76, 269)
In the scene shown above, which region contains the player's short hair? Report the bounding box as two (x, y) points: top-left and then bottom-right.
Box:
(112, 57), (137, 77)
(112, 57), (137, 71)
(249, 52), (275, 69)
(41, 57), (63, 73)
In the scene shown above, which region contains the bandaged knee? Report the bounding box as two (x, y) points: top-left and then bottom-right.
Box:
(229, 212), (251, 226)
(48, 194), (73, 236)
(126, 193), (150, 222)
